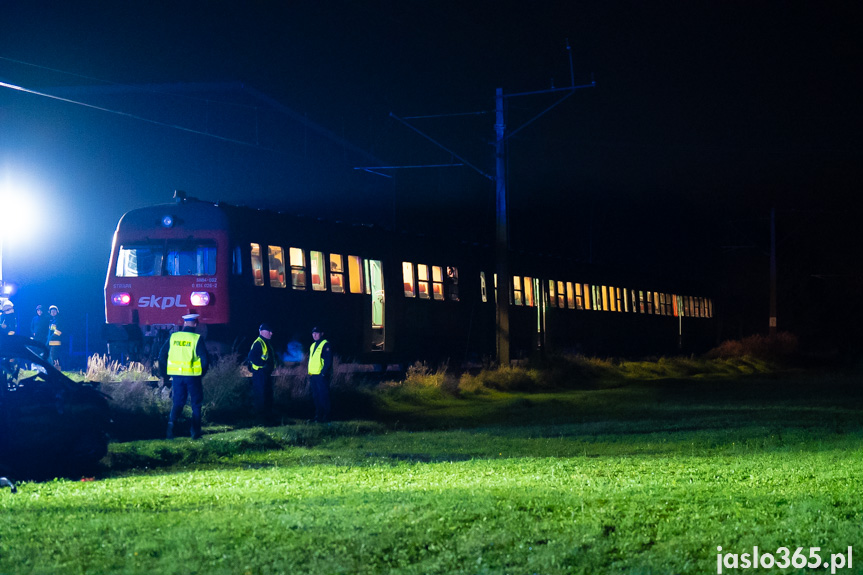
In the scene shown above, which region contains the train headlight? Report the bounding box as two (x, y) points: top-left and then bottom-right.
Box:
(161, 215), (174, 228)
(190, 292), (211, 306)
(111, 292), (132, 306)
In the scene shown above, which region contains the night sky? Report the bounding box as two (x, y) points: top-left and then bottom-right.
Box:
(2, 2), (862, 359)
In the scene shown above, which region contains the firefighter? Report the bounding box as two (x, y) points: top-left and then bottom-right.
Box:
(246, 323), (275, 421)
(0, 301), (17, 335)
(307, 326), (332, 423)
(158, 313), (209, 439)
(46, 305), (62, 369)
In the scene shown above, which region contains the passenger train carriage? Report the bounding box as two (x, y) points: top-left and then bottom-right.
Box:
(104, 193), (715, 365)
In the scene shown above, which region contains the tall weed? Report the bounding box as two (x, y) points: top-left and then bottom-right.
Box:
(84, 354), (153, 384)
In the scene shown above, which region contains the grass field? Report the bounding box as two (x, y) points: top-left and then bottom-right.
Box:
(3, 362), (863, 574)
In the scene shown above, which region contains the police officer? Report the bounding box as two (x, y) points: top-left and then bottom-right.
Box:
(247, 323), (275, 421)
(159, 313), (209, 439)
(307, 326), (332, 423)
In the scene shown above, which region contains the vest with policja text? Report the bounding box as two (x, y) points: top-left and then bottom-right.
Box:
(166, 331), (203, 376)
(308, 339), (329, 375)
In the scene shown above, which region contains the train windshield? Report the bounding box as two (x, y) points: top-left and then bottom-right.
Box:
(116, 241), (217, 277)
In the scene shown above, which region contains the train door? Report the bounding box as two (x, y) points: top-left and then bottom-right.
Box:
(369, 259), (385, 351)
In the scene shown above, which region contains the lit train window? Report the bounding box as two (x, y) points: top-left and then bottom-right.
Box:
(547, 281), (556, 308)
(619, 288), (628, 312)
(513, 276), (523, 306)
(268, 246), (287, 288)
(370, 260), (384, 330)
(432, 266), (444, 300)
(250, 243), (264, 286)
(654, 292), (661, 315)
(583, 284), (591, 310)
(417, 264), (430, 299)
(329, 254), (344, 293)
(608, 286), (616, 312)
(480, 272), (488, 303)
(575, 283), (584, 310)
(348, 256), (364, 293)
(493, 273), (498, 303)
(364, 259), (372, 295)
(402, 262), (415, 297)
(557, 281), (565, 308)
(310, 251), (327, 291)
(524, 277), (535, 307)
(166, 242), (217, 276)
(593, 285), (603, 311)
(446, 267), (459, 301)
(116, 244), (164, 277)
(310, 251), (326, 291)
(708, 299), (713, 318)
(566, 282), (575, 309)
(289, 247), (306, 290)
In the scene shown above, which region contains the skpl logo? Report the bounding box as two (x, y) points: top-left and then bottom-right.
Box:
(137, 295), (188, 310)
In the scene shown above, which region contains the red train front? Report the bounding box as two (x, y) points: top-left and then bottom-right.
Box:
(104, 194), (232, 359)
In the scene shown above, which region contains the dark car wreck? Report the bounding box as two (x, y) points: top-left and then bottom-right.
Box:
(0, 335), (111, 480)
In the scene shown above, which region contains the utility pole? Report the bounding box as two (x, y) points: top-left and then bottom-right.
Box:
(494, 88), (510, 364)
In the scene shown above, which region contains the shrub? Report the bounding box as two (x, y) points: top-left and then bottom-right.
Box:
(706, 332), (799, 360)
(202, 353), (251, 421)
(376, 361), (457, 403)
(458, 365), (536, 393)
(273, 363), (308, 402)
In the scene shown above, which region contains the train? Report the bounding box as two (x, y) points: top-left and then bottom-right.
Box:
(103, 192), (715, 366)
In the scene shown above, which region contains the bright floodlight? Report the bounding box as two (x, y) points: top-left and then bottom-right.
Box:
(0, 168), (42, 282)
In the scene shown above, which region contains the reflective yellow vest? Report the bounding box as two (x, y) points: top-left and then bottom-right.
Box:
(166, 331), (203, 376)
(250, 337), (269, 370)
(308, 339), (328, 375)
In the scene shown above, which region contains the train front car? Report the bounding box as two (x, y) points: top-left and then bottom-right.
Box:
(104, 197), (231, 361)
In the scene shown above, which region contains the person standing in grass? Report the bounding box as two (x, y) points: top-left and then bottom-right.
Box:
(307, 326), (332, 423)
(159, 313), (209, 440)
(247, 322), (275, 422)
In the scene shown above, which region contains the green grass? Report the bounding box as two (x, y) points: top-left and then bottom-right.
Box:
(4, 367), (863, 574)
